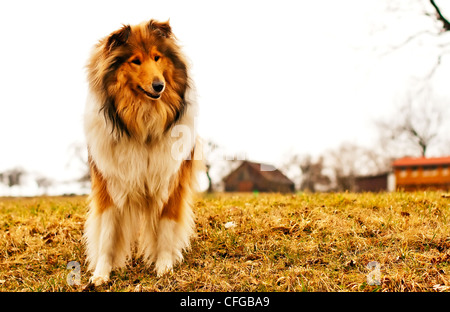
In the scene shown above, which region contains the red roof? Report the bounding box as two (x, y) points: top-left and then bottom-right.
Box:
(393, 156), (450, 167)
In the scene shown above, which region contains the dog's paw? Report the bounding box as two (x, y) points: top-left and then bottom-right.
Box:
(155, 258), (174, 277)
(89, 274), (110, 287)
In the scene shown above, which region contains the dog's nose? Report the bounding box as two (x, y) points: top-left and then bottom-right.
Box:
(152, 80), (165, 93)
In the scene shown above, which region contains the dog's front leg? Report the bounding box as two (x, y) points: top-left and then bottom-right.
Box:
(85, 207), (117, 286)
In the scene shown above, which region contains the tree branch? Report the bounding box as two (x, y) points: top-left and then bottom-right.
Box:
(424, 49), (450, 79)
(379, 30), (436, 57)
(430, 0), (450, 31)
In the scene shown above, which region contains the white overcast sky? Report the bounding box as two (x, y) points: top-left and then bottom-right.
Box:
(0, 0), (449, 185)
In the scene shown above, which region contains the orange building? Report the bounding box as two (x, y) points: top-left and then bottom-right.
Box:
(392, 156), (450, 191)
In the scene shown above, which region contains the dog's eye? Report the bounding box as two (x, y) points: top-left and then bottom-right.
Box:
(154, 55), (160, 62)
(131, 58), (141, 65)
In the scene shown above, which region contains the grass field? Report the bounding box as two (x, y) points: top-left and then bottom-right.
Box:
(0, 191), (449, 292)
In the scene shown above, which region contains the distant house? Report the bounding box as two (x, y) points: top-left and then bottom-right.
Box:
(392, 156), (450, 191)
(223, 161), (295, 193)
(355, 173), (391, 192)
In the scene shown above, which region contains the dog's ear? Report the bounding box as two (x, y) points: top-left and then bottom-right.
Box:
(105, 25), (131, 51)
(148, 19), (172, 38)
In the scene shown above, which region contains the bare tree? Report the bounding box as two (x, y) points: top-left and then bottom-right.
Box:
(324, 143), (391, 192)
(0, 167), (26, 188)
(375, 88), (448, 158)
(202, 140), (218, 193)
(418, 0), (450, 78)
(200, 139), (243, 193)
(67, 142), (90, 183)
(280, 153), (302, 190)
(281, 154), (331, 192)
(377, 0), (450, 79)
(365, 1), (450, 159)
(299, 156), (331, 192)
(36, 176), (53, 195)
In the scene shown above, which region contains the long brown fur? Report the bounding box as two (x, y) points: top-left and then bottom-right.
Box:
(83, 19), (201, 286)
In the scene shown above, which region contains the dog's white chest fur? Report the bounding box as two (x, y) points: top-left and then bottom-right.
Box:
(84, 91), (197, 210)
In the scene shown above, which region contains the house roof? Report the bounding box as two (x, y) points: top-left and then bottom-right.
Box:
(224, 161), (294, 185)
(392, 156), (450, 167)
(245, 161), (294, 185)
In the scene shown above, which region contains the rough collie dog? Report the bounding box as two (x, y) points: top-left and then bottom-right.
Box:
(83, 19), (200, 286)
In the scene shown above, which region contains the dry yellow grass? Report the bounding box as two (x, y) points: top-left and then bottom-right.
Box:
(0, 192), (449, 292)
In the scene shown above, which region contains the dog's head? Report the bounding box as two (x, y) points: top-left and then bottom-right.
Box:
(88, 20), (190, 141)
